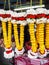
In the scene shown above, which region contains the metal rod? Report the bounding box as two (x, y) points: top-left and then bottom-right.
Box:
(14, 5), (45, 11)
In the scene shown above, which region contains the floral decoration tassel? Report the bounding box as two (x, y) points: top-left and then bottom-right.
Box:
(45, 19), (49, 53)
(29, 23), (37, 53)
(2, 22), (8, 48)
(13, 23), (20, 50)
(20, 24), (24, 50)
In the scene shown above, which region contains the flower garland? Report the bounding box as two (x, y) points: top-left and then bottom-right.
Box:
(2, 21), (8, 48)
(1, 10), (14, 59)
(45, 14), (49, 51)
(7, 21), (12, 48)
(20, 24), (24, 50)
(12, 12), (26, 53)
(36, 24), (39, 44)
(13, 23), (20, 50)
(29, 23), (37, 53)
(1, 8), (49, 58)
(45, 23), (49, 50)
(38, 23), (45, 54)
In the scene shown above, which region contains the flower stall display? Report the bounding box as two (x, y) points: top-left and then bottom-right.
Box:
(0, 10), (14, 59)
(0, 8), (49, 63)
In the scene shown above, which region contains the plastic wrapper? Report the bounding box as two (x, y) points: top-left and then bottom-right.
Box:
(14, 54), (49, 65)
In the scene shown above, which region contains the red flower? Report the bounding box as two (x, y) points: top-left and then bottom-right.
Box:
(36, 14), (46, 18)
(12, 17), (19, 20)
(6, 50), (12, 54)
(45, 15), (49, 19)
(6, 47), (12, 54)
(12, 16), (26, 21)
(26, 14), (35, 19)
(0, 14), (7, 18)
(0, 14), (11, 18)
(18, 17), (26, 21)
(5, 14), (11, 18)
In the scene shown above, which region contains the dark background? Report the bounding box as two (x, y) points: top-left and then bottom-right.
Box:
(0, 0), (49, 10)
(0, 47), (13, 65)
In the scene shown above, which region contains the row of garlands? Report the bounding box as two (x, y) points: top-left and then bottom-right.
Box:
(0, 8), (49, 59)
